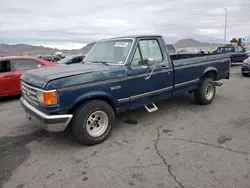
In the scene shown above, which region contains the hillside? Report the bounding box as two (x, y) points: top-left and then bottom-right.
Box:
(0, 38), (221, 57)
(174, 38), (219, 48)
(0, 44), (89, 57)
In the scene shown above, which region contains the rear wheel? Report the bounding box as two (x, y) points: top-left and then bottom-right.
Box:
(195, 78), (216, 105)
(71, 100), (115, 145)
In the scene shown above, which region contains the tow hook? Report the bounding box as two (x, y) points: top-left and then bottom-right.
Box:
(214, 81), (223, 86)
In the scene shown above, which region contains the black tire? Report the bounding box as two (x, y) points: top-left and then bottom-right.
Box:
(242, 72), (249, 77)
(195, 78), (216, 105)
(71, 100), (115, 145)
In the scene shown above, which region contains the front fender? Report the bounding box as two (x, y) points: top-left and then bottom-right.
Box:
(73, 91), (117, 109)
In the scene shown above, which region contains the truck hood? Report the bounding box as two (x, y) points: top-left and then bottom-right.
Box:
(21, 63), (125, 89)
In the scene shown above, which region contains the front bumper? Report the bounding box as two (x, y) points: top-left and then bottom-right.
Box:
(20, 97), (73, 132)
(241, 64), (250, 74)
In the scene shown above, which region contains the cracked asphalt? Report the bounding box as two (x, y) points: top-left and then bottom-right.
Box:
(0, 66), (250, 188)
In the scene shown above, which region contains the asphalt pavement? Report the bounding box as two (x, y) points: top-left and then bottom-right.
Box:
(0, 66), (249, 188)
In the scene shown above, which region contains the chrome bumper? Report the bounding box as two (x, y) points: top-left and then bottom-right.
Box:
(20, 97), (73, 132)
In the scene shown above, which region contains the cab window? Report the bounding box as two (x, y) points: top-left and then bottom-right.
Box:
(131, 47), (142, 66)
(131, 39), (163, 66)
(139, 39), (163, 62)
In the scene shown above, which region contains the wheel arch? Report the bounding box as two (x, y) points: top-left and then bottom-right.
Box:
(202, 67), (218, 80)
(69, 91), (117, 114)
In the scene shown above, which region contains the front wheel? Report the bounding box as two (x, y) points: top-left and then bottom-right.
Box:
(195, 78), (216, 105)
(71, 100), (115, 145)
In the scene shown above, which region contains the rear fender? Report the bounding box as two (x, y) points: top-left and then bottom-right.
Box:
(203, 67), (218, 75)
(202, 67), (218, 79)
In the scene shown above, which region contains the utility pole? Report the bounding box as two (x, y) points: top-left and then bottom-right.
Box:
(224, 8), (228, 44)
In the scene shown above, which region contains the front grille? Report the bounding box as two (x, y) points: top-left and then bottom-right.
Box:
(21, 82), (39, 106)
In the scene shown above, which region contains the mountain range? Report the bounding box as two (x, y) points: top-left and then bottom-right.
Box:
(174, 38), (220, 48)
(0, 39), (222, 57)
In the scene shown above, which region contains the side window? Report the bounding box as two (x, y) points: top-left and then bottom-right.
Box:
(14, 59), (43, 70)
(0, 60), (12, 73)
(139, 40), (163, 62)
(132, 47), (142, 66)
(225, 47), (234, 52)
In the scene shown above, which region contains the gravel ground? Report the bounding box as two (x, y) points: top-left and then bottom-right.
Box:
(0, 66), (249, 188)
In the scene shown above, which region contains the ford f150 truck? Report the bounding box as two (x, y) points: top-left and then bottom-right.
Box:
(20, 35), (231, 145)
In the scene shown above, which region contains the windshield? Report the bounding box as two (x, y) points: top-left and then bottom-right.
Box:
(84, 39), (133, 64)
(56, 56), (72, 64)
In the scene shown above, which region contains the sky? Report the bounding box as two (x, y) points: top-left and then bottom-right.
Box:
(0, 0), (249, 49)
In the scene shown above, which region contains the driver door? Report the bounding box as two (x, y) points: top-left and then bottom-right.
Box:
(127, 38), (173, 109)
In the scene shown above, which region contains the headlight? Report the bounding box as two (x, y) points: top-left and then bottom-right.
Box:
(36, 90), (57, 105)
(36, 91), (44, 103)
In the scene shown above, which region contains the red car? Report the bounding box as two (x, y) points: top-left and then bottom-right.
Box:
(0, 56), (56, 97)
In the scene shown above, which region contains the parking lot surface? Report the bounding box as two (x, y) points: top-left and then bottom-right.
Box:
(0, 66), (250, 188)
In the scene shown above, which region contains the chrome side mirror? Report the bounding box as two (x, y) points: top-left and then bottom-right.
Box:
(147, 58), (154, 67)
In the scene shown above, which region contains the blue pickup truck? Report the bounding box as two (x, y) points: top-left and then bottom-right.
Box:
(214, 45), (248, 63)
(20, 35), (230, 145)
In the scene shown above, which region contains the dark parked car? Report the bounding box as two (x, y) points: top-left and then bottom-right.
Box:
(56, 55), (85, 65)
(241, 56), (250, 76)
(214, 45), (248, 64)
(40, 55), (55, 62)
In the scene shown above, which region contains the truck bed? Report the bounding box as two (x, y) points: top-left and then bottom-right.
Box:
(169, 53), (230, 88)
(170, 53), (231, 67)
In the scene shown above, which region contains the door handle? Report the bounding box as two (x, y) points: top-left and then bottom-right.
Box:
(161, 65), (167, 68)
(4, 75), (13, 78)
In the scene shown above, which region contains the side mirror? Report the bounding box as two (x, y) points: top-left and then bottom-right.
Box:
(147, 58), (154, 66)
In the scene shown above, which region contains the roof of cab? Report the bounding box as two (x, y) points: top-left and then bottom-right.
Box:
(100, 35), (163, 41)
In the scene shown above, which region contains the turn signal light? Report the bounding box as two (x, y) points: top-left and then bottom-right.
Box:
(43, 92), (57, 105)
(37, 90), (57, 105)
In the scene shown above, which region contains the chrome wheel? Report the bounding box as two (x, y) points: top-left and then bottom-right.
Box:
(86, 111), (109, 137)
(205, 84), (214, 100)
